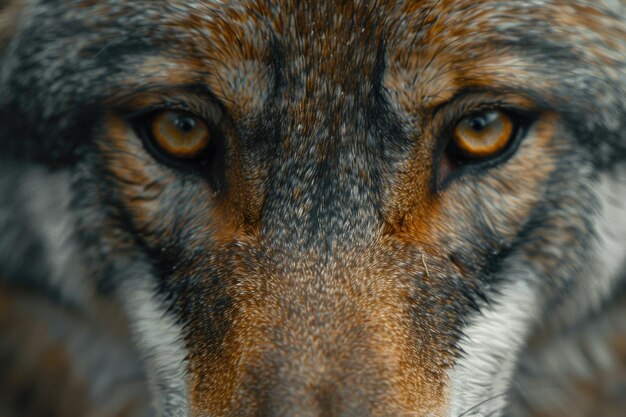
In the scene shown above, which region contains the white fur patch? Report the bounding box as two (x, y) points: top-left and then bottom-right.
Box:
(447, 267), (540, 417)
(447, 166), (626, 417)
(21, 168), (95, 308)
(16, 167), (191, 416)
(120, 276), (190, 417)
(558, 165), (626, 322)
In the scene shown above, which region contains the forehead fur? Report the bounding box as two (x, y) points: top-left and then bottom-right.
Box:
(0, 0), (624, 165)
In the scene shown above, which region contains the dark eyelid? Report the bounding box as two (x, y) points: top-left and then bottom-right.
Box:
(124, 104), (204, 122)
(429, 86), (546, 118)
(110, 83), (220, 105)
(112, 84), (227, 125)
(124, 102), (223, 130)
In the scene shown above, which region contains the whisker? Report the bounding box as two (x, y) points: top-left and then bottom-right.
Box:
(457, 392), (508, 417)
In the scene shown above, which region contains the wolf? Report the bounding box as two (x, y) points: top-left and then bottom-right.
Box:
(0, 0), (625, 416)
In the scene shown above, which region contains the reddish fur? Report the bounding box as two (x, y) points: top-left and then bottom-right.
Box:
(94, 2), (572, 415)
(1, 1), (625, 416)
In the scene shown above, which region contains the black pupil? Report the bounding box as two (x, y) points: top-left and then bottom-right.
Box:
(470, 117), (487, 132)
(175, 116), (197, 132)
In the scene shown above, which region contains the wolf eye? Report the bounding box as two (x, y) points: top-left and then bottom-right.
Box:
(437, 108), (529, 187)
(149, 110), (211, 159)
(452, 110), (513, 159)
(132, 108), (227, 188)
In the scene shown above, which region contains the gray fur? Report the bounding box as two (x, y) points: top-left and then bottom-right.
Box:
(1, 1), (625, 416)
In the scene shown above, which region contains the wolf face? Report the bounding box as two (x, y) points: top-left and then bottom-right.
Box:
(1, 1), (625, 416)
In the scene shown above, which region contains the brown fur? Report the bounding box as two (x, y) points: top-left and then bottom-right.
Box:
(1, 1), (625, 416)
(93, 3), (570, 414)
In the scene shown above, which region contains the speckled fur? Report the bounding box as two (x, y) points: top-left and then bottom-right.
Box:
(0, 1), (625, 417)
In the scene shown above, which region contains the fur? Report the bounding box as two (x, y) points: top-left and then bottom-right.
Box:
(0, 1), (625, 416)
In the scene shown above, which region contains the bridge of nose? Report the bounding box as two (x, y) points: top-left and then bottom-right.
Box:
(219, 244), (437, 417)
(190, 7), (450, 415)
(240, 60), (423, 414)
(189, 213), (451, 415)
(245, 375), (393, 417)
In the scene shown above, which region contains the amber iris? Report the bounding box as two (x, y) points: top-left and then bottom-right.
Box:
(151, 110), (210, 158)
(453, 110), (514, 158)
